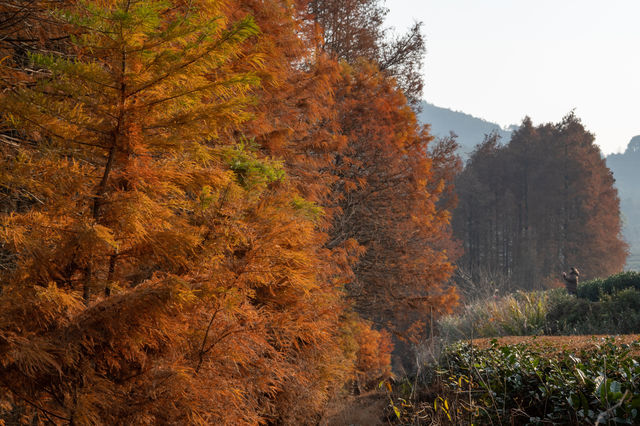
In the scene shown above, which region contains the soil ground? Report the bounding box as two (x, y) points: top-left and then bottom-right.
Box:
(320, 390), (387, 426)
(471, 334), (640, 355)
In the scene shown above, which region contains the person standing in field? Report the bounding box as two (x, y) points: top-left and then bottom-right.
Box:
(562, 267), (580, 296)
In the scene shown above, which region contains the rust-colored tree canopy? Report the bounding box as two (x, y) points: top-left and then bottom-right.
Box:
(326, 63), (458, 331)
(453, 114), (628, 292)
(0, 0), (459, 423)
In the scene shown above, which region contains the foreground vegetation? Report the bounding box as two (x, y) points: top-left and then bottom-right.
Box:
(362, 272), (640, 425)
(386, 337), (640, 424)
(440, 272), (640, 339)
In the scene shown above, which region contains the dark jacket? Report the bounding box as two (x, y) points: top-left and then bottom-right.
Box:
(563, 269), (579, 295)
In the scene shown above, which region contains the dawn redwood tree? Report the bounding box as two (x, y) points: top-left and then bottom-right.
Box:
(452, 132), (510, 288)
(552, 113), (628, 279)
(327, 62), (458, 344)
(307, 0), (426, 105)
(230, 0), (426, 394)
(453, 114), (628, 291)
(222, 1), (398, 414)
(427, 133), (464, 263)
(308, 0), (385, 64)
(304, 0), (459, 362)
(229, 0), (345, 209)
(0, 0), (348, 423)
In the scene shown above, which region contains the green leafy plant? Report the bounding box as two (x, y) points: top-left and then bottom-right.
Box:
(432, 338), (640, 424)
(578, 272), (640, 302)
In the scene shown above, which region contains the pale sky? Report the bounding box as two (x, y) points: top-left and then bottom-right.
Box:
(386, 0), (640, 155)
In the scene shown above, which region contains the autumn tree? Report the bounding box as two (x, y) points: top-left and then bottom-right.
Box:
(0, 0), (348, 423)
(226, 0), (344, 210)
(217, 2), (377, 413)
(326, 63), (458, 354)
(301, 1), (459, 369)
(307, 0), (426, 105)
(229, 0), (427, 379)
(0, 0), (465, 421)
(453, 114), (628, 292)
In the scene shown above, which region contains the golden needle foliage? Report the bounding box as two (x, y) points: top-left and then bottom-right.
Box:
(0, 0), (460, 424)
(0, 0), (347, 423)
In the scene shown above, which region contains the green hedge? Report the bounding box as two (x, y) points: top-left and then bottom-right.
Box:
(578, 271), (640, 301)
(547, 288), (640, 335)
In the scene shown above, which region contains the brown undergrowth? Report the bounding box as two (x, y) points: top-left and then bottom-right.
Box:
(472, 334), (640, 355)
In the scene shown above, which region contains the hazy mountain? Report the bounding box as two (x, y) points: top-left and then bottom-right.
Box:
(417, 101), (513, 157)
(607, 136), (640, 197)
(607, 137), (640, 271)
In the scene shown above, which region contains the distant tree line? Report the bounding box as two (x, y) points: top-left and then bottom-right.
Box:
(453, 114), (628, 292)
(607, 136), (640, 270)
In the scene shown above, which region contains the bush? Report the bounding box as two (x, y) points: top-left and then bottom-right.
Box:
(547, 288), (640, 335)
(578, 271), (640, 301)
(429, 338), (640, 424)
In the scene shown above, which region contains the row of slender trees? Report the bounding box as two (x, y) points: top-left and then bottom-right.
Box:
(453, 114), (628, 292)
(0, 0), (460, 423)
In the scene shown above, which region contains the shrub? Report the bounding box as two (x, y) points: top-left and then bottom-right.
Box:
(547, 288), (640, 335)
(430, 338), (640, 424)
(578, 271), (640, 301)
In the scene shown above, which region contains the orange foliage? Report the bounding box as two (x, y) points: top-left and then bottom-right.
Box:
(327, 62), (459, 338)
(0, 0), (461, 423)
(351, 320), (393, 389)
(0, 0), (347, 423)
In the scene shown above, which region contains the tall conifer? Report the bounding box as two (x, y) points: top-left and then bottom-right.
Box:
(0, 0), (346, 423)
